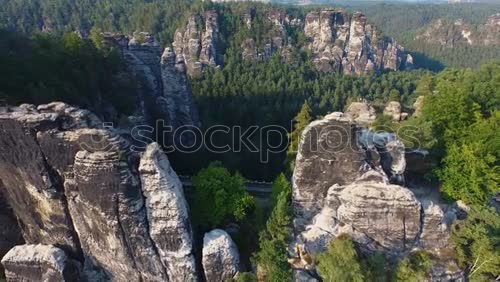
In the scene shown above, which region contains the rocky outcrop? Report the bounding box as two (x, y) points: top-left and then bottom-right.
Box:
(139, 143), (197, 281)
(344, 101), (377, 125)
(103, 32), (200, 133)
(0, 103), (197, 281)
(160, 47), (199, 130)
(413, 95), (425, 117)
(202, 229), (240, 282)
(241, 8), (291, 61)
(173, 11), (220, 78)
(384, 101), (408, 122)
(481, 14), (500, 46)
(417, 14), (500, 47)
(304, 10), (412, 75)
(293, 112), (458, 259)
(1, 244), (81, 281)
(292, 112), (367, 232)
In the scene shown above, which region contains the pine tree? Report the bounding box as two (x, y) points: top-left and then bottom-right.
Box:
(271, 173), (291, 207)
(255, 175), (292, 282)
(286, 101), (312, 173)
(317, 234), (365, 282)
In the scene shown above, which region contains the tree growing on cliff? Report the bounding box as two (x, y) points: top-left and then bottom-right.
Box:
(286, 101), (312, 173)
(392, 251), (433, 281)
(192, 162), (255, 228)
(254, 175), (293, 281)
(316, 234), (365, 282)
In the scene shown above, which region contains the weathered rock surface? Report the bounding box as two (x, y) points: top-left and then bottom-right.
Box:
(173, 11), (220, 78)
(0, 103), (198, 281)
(304, 10), (412, 74)
(292, 112), (367, 232)
(413, 95), (425, 117)
(139, 143), (197, 281)
(293, 113), (458, 259)
(384, 101), (408, 122)
(344, 101), (377, 125)
(202, 229), (240, 282)
(102, 32), (200, 132)
(1, 244), (80, 281)
(161, 47), (200, 130)
(417, 14), (500, 47)
(0, 188), (23, 276)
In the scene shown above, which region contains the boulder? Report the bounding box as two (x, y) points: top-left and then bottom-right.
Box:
(1, 244), (80, 281)
(202, 229), (240, 282)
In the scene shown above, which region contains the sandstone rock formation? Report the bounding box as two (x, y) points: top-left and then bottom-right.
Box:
(241, 8), (292, 61)
(304, 10), (413, 75)
(1, 244), (80, 281)
(0, 103), (196, 281)
(103, 32), (200, 132)
(202, 229), (240, 282)
(160, 47), (199, 130)
(413, 95), (425, 117)
(139, 143), (197, 281)
(173, 11), (221, 78)
(344, 101), (377, 125)
(293, 112), (459, 260)
(417, 14), (500, 47)
(384, 101), (408, 121)
(173, 8), (412, 75)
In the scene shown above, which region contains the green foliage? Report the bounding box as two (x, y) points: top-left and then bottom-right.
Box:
(389, 89), (401, 102)
(452, 207), (500, 281)
(192, 163), (255, 228)
(271, 173), (291, 207)
(286, 101), (312, 172)
(235, 272), (257, 282)
(0, 30), (136, 115)
(372, 114), (398, 133)
(255, 175), (292, 282)
(393, 251), (434, 282)
(316, 234), (365, 282)
(414, 62), (500, 205)
(362, 252), (388, 282)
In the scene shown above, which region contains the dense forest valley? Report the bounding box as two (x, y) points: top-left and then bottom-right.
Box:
(0, 0), (498, 281)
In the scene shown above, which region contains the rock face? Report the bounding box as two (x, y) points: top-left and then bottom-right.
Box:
(0, 188), (23, 276)
(160, 47), (199, 130)
(103, 32), (200, 132)
(292, 112), (366, 232)
(0, 103), (196, 281)
(384, 101), (408, 122)
(202, 229), (240, 282)
(1, 244), (80, 281)
(139, 143), (197, 281)
(293, 112), (458, 258)
(173, 11), (221, 78)
(172, 8), (412, 75)
(417, 14), (500, 47)
(344, 101), (377, 125)
(304, 10), (412, 75)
